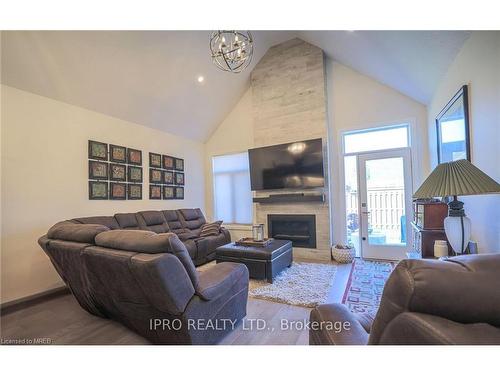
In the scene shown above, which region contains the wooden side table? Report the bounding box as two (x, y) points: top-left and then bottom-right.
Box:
(411, 222), (452, 258)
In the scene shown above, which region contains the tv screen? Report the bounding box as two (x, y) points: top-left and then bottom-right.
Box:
(248, 138), (325, 191)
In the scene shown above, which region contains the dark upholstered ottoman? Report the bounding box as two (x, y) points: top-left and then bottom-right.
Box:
(215, 240), (292, 283)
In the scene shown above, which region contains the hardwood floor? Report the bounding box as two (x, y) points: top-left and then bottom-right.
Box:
(0, 263), (351, 345)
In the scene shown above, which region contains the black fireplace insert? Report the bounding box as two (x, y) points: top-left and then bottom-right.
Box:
(267, 214), (316, 248)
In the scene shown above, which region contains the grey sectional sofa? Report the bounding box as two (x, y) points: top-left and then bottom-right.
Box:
(71, 208), (230, 266)
(38, 208), (248, 344)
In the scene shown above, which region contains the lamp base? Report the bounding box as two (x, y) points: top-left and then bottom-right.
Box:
(444, 216), (471, 254)
(444, 196), (471, 255)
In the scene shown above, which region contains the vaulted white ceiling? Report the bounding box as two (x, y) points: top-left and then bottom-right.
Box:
(1, 31), (470, 142)
(298, 31), (471, 104)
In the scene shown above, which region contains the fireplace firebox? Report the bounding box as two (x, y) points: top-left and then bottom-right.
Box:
(267, 214), (316, 248)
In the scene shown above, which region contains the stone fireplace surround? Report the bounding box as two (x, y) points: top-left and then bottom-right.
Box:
(250, 38), (331, 261)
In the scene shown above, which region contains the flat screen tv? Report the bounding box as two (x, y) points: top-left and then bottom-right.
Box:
(248, 138), (324, 191)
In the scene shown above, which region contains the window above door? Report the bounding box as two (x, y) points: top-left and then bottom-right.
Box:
(343, 124), (409, 154)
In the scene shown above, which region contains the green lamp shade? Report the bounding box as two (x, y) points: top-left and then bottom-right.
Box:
(413, 159), (500, 199)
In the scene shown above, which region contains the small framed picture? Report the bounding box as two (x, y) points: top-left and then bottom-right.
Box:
(128, 166), (143, 183)
(163, 170), (174, 184)
(89, 181), (108, 200)
(162, 155), (175, 170)
(88, 140), (108, 161)
(128, 184), (142, 200)
(175, 158), (184, 171)
(175, 172), (185, 186)
(175, 186), (184, 200)
(149, 185), (162, 200)
(163, 186), (175, 200)
(109, 163), (127, 181)
(110, 182), (127, 200)
(150, 168), (163, 184)
(127, 148), (142, 165)
(89, 160), (109, 180)
(149, 152), (162, 168)
(109, 144), (127, 163)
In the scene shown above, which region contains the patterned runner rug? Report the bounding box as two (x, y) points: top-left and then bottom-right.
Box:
(342, 258), (395, 315)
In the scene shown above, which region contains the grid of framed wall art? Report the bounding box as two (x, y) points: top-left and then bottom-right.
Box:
(149, 152), (184, 200)
(88, 140), (143, 200)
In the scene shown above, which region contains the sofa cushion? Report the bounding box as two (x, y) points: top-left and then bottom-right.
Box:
(48, 222), (109, 244)
(94, 230), (199, 287)
(179, 208), (206, 231)
(162, 210), (186, 234)
(140, 211), (165, 225)
(163, 210), (179, 222)
(136, 211), (170, 233)
(115, 213), (140, 229)
(73, 216), (119, 230)
(200, 221), (223, 237)
(179, 208), (202, 221)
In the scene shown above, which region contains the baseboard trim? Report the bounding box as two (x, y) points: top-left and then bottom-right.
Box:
(1, 286), (70, 315)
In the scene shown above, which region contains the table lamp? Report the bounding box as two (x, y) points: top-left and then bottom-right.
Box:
(413, 159), (500, 255)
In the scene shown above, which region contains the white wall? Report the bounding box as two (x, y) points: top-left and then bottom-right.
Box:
(427, 31), (500, 253)
(325, 60), (428, 244)
(204, 88), (254, 240)
(1, 85), (206, 303)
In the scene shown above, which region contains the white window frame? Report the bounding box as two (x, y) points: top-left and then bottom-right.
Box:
(340, 121), (414, 246)
(212, 152), (252, 225)
(342, 123), (411, 156)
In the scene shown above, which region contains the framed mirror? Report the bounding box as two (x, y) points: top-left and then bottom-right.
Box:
(436, 85), (470, 164)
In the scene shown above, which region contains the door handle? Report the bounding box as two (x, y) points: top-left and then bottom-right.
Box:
(361, 211), (370, 214)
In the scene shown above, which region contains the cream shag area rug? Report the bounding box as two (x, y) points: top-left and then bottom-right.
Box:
(198, 261), (337, 308)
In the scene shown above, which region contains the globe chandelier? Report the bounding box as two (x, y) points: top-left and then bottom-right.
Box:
(210, 31), (254, 73)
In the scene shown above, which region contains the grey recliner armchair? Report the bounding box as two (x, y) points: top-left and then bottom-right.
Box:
(310, 254), (500, 345)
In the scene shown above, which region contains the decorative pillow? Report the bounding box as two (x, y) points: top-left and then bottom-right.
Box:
(200, 221), (223, 237)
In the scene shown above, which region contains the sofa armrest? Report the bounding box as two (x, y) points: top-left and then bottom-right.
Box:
(193, 236), (209, 261)
(309, 303), (369, 345)
(196, 262), (248, 301)
(220, 227), (231, 243)
(47, 221), (109, 243)
(129, 253), (195, 314)
(177, 231), (198, 241)
(380, 312), (500, 345)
